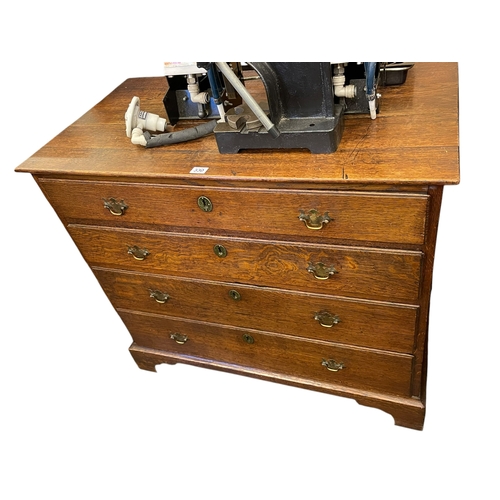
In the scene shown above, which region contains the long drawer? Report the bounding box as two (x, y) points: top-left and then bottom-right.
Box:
(95, 269), (418, 353)
(119, 310), (414, 397)
(38, 178), (429, 245)
(70, 225), (422, 303)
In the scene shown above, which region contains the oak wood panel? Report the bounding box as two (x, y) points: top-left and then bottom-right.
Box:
(95, 268), (419, 353)
(69, 224), (422, 303)
(119, 310), (413, 397)
(39, 178), (428, 246)
(15, 64), (459, 185)
(411, 185), (443, 398)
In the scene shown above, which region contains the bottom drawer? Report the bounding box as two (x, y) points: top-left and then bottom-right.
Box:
(119, 310), (414, 398)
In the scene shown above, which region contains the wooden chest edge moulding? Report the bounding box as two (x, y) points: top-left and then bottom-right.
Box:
(15, 62), (460, 430)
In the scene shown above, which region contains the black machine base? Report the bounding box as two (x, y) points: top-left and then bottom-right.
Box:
(214, 103), (345, 154)
(213, 62), (346, 154)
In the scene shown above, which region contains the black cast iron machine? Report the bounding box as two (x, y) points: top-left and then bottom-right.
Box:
(124, 62), (409, 153)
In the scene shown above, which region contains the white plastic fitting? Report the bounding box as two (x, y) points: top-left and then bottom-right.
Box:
(368, 99), (377, 120)
(187, 75), (210, 104)
(130, 127), (147, 146)
(216, 102), (226, 123)
(333, 74), (357, 99)
(124, 96), (167, 138)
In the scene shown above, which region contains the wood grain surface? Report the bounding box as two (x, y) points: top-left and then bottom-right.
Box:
(16, 63), (459, 186)
(95, 268), (418, 353)
(68, 224), (422, 303)
(37, 178), (429, 246)
(15, 63), (460, 429)
(120, 310), (414, 397)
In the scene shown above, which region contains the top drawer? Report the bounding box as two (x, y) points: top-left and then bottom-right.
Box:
(37, 178), (428, 245)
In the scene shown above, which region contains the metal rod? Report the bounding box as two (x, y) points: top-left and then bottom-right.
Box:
(215, 62), (279, 138)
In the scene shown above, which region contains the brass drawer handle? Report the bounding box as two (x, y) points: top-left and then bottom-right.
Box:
(321, 359), (345, 372)
(299, 209), (331, 230)
(148, 289), (170, 304)
(170, 333), (188, 345)
(229, 290), (241, 301)
(307, 262), (337, 280)
(314, 311), (341, 328)
(103, 197), (128, 216)
(127, 245), (150, 261)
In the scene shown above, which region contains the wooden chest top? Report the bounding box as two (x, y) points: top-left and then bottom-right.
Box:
(15, 63), (459, 187)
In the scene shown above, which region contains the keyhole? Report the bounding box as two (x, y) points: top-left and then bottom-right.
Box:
(243, 334), (254, 344)
(214, 244), (227, 258)
(197, 196), (213, 212)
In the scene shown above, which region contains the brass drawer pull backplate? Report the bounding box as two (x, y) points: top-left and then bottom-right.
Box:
(127, 245), (150, 261)
(307, 262), (338, 280)
(321, 359), (345, 372)
(170, 333), (188, 344)
(299, 209), (332, 230)
(314, 311), (341, 328)
(103, 197), (128, 216)
(149, 289), (170, 304)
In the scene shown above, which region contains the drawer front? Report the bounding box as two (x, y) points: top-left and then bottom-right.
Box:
(96, 269), (418, 353)
(70, 225), (422, 303)
(38, 179), (428, 245)
(120, 311), (414, 397)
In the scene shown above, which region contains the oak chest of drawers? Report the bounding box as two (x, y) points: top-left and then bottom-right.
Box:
(15, 63), (459, 430)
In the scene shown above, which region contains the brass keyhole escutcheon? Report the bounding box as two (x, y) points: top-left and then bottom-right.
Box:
(229, 290), (241, 301)
(214, 244), (227, 258)
(197, 195), (213, 212)
(243, 334), (254, 344)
